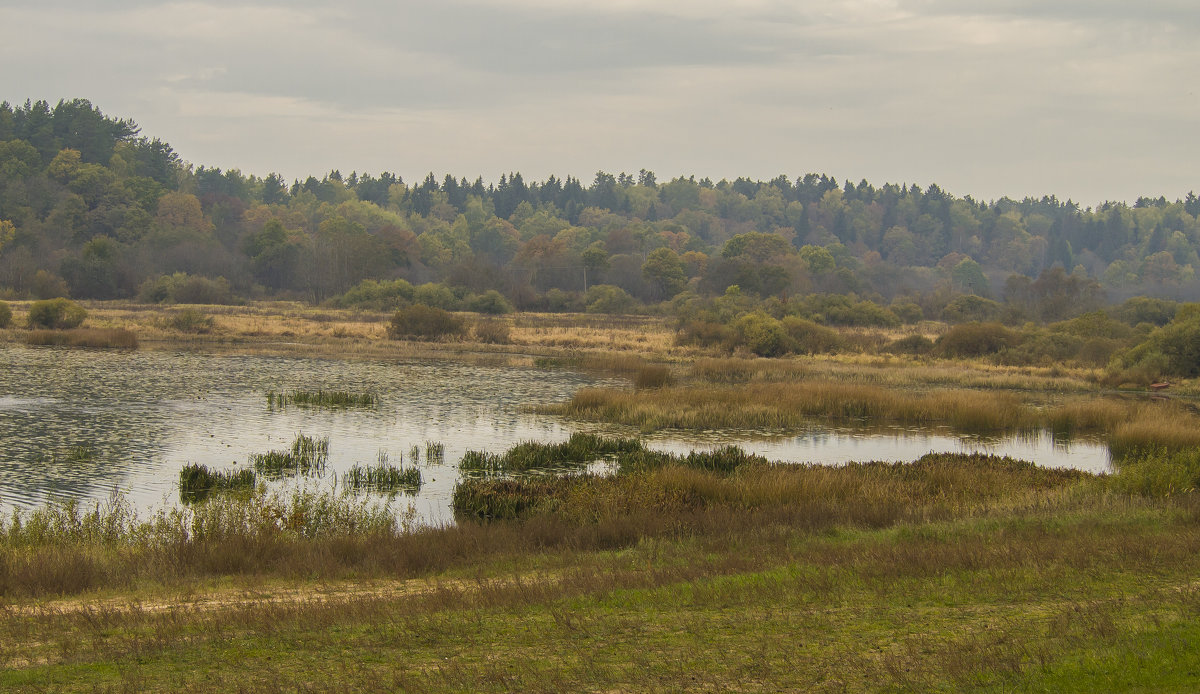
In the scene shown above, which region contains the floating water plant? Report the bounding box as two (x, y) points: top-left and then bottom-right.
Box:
(179, 463), (256, 503)
(266, 390), (377, 410)
(251, 433), (330, 478)
(342, 462), (422, 494)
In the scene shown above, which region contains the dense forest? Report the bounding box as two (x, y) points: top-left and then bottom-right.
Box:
(2, 99), (1199, 322)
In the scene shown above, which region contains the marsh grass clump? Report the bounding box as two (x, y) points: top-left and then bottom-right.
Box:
(616, 445), (768, 475)
(251, 434), (330, 478)
(1109, 446), (1200, 497)
(24, 328), (138, 349)
(179, 463), (256, 503)
(342, 462), (422, 494)
(267, 390), (377, 409)
(633, 364), (673, 390)
(452, 476), (578, 520)
(169, 308), (216, 334)
(461, 433), (644, 473)
(425, 441), (445, 464)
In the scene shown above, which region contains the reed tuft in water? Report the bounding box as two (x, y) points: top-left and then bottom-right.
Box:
(251, 433), (330, 478)
(266, 389), (378, 409)
(460, 433), (643, 473)
(179, 463), (256, 503)
(342, 462), (422, 494)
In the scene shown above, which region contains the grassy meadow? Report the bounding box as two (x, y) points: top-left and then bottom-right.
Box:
(2, 301), (1200, 691)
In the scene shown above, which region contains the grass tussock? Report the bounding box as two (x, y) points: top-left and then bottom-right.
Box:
(178, 463), (256, 503)
(266, 389), (378, 409)
(250, 434), (330, 478)
(24, 328), (138, 349)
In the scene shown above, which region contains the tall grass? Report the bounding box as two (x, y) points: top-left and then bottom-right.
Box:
(546, 381), (1199, 440)
(24, 328), (138, 349)
(267, 390), (377, 409)
(251, 434), (330, 478)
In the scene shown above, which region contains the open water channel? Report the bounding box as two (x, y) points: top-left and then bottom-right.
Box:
(0, 347), (1111, 525)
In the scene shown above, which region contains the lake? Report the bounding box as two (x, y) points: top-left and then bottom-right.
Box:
(0, 347), (1112, 524)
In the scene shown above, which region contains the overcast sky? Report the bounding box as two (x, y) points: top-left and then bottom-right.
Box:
(2, 0), (1196, 205)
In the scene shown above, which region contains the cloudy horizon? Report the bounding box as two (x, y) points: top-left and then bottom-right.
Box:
(2, 0), (1196, 206)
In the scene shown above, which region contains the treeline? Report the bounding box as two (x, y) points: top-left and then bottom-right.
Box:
(2, 99), (1200, 319)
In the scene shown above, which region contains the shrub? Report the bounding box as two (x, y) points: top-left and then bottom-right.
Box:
(387, 305), (466, 340)
(27, 297), (87, 329)
(413, 282), (457, 310)
(780, 316), (842, 354)
(734, 312), (790, 357)
(585, 285), (637, 314)
(465, 290), (513, 315)
(940, 295), (1003, 323)
(173, 275), (233, 304)
(31, 270), (70, 300)
(169, 308), (216, 334)
(885, 334), (935, 355)
(677, 320), (734, 350)
(799, 294), (899, 327)
(1111, 309), (1200, 379)
(0, 300), (10, 328)
(890, 301), (924, 324)
(934, 322), (1017, 358)
(1110, 297), (1177, 327)
(473, 319), (510, 344)
(334, 279), (415, 310)
(138, 273), (234, 304)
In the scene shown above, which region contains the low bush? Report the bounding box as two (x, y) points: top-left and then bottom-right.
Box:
(934, 322), (1017, 358)
(138, 273), (235, 305)
(333, 279), (415, 310)
(0, 300), (10, 328)
(27, 297), (87, 329)
(940, 295), (1003, 323)
(465, 289), (513, 315)
(169, 308), (216, 334)
(387, 305), (466, 341)
(780, 316), (842, 354)
(885, 334), (934, 355)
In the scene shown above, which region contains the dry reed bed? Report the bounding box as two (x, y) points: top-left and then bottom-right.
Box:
(546, 381), (1199, 442)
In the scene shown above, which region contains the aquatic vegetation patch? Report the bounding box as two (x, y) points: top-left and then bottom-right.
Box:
(342, 462), (422, 494)
(459, 433), (643, 473)
(251, 433), (330, 478)
(266, 390), (378, 409)
(179, 463), (256, 503)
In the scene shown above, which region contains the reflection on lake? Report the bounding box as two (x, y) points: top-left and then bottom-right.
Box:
(0, 346), (1111, 524)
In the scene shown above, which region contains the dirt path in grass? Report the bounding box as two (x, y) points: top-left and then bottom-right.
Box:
(4, 572), (553, 618)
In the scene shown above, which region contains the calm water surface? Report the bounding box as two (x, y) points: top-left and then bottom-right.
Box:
(0, 346), (1111, 524)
